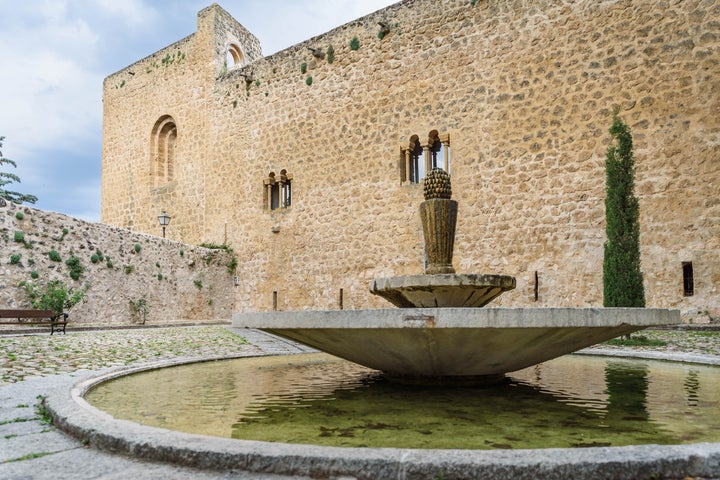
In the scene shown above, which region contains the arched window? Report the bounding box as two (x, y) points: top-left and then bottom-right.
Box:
(428, 130), (450, 173)
(401, 131), (449, 184)
(408, 135), (423, 183)
(264, 170), (292, 210)
(151, 115), (177, 186)
(226, 43), (245, 69)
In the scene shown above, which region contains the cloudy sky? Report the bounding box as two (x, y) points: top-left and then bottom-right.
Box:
(0, 0), (396, 222)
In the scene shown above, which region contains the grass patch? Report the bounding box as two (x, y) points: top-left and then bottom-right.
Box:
(35, 395), (52, 424)
(0, 417), (32, 426)
(604, 334), (668, 347)
(6, 451), (54, 462)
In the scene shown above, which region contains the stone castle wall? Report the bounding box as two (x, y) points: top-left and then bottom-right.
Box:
(1, 201), (235, 324)
(101, 0), (720, 322)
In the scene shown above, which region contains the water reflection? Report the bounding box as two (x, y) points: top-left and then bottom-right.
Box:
(86, 353), (720, 450)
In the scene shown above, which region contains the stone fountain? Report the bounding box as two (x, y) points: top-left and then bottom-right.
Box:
(234, 169), (678, 383)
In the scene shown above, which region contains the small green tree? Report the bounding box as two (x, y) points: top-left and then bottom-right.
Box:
(603, 114), (645, 307)
(0, 136), (38, 204)
(21, 280), (89, 315)
(129, 297), (149, 324)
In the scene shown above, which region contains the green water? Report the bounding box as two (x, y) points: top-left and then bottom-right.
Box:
(86, 353), (720, 449)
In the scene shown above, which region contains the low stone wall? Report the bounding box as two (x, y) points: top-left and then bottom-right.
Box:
(0, 201), (236, 325)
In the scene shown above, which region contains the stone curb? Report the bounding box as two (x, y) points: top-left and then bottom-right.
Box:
(44, 351), (720, 480)
(577, 347), (720, 366)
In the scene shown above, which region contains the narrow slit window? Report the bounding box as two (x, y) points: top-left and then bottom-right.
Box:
(682, 262), (694, 296)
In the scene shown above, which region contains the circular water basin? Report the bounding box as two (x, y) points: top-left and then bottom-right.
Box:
(86, 353), (720, 450)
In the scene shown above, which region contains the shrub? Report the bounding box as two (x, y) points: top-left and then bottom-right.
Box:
(124, 265), (134, 274)
(65, 254), (83, 280)
(134, 243), (142, 253)
(194, 279), (203, 289)
(10, 253), (21, 264)
(48, 250), (61, 262)
(22, 279), (88, 315)
(305, 76), (313, 86)
(30, 270), (39, 279)
(90, 253), (100, 264)
(300, 62), (307, 74)
(106, 259), (114, 269)
(27, 258), (35, 266)
(157, 273), (163, 281)
(179, 249), (184, 257)
(15, 212), (24, 220)
(349, 37), (360, 51)
(13, 231), (24, 243)
(326, 45), (335, 64)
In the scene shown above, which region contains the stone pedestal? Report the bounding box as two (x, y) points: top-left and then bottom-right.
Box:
(420, 198), (457, 274)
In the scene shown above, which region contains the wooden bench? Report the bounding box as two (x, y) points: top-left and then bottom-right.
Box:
(0, 310), (69, 335)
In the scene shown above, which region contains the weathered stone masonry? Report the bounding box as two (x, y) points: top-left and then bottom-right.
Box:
(1, 201), (235, 324)
(101, 0), (720, 321)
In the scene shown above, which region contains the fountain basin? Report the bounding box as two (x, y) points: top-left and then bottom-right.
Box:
(233, 308), (679, 381)
(370, 274), (516, 308)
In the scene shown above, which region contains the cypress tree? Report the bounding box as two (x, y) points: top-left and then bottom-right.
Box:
(603, 114), (645, 307)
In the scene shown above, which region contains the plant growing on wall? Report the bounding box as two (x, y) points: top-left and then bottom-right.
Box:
(300, 62), (307, 74)
(48, 250), (61, 262)
(21, 280), (88, 316)
(603, 113), (645, 308)
(306, 76), (313, 86)
(226, 256), (238, 274)
(326, 45), (335, 64)
(65, 254), (83, 281)
(10, 253), (21, 265)
(349, 37), (360, 51)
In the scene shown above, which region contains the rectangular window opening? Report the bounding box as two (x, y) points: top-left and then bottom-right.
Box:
(682, 262), (694, 297)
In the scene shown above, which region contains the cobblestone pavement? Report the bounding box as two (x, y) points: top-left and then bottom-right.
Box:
(0, 326), (307, 385)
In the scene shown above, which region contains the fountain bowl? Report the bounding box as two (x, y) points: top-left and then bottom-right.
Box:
(370, 273), (516, 308)
(233, 307), (679, 383)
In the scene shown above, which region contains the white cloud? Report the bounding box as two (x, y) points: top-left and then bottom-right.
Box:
(93, 0), (160, 29)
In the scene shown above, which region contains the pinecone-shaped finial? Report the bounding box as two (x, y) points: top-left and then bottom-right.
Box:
(423, 168), (452, 200)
